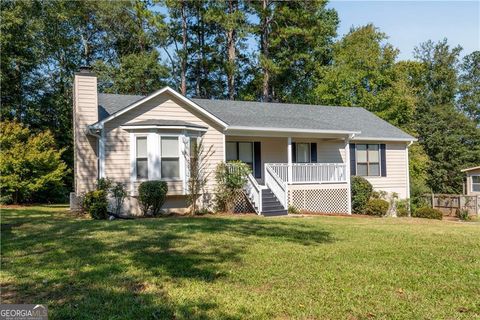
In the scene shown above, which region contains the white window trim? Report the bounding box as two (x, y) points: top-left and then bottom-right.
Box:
(472, 175), (480, 193)
(355, 144), (381, 177)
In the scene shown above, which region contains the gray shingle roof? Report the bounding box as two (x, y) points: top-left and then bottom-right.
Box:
(124, 119), (207, 129)
(98, 93), (144, 120)
(97, 93), (415, 140)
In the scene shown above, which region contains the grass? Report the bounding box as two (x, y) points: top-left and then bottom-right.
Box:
(1, 206), (479, 319)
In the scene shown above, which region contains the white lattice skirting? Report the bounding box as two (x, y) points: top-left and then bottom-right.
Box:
(289, 184), (349, 213)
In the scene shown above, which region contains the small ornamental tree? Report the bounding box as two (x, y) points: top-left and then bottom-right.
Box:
(0, 121), (68, 204)
(183, 138), (214, 215)
(214, 161), (250, 213)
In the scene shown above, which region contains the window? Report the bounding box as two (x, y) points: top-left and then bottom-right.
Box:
(356, 144), (380, 176)
(296, 143), (310, 163)
(161, 137), (179, 179)
(226, 141), (253, 169)
(190, 137), (198, 160)
(226, 142), (238, 161)
(136, 137), (148, 179)
(473, 176), (480, 192)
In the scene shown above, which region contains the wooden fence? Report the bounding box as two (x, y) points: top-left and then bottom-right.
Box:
(424, 194), (480, 216)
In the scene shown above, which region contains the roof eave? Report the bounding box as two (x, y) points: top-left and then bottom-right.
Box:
(351, 136), (417, 142)
(120, 125), (208, 132)
(225, 126), (360, 136)
(461, 166), (480, 172)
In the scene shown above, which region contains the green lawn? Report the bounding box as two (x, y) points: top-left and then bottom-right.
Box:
(1, 206), (479, 319)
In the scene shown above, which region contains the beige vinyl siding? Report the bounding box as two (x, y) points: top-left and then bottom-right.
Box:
(354, 141), (409, 199)
(73, 74), (98, 194)
(465, 168), (480, 195)
(103, 93), (224, 197)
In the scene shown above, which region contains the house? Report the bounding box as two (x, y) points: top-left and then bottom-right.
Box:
(72, 67), (416, 216)
(461, 166), (480, 195)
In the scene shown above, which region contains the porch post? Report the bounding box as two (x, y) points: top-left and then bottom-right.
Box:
(345, 135), (352, 214)
(287, 137), (292, 184)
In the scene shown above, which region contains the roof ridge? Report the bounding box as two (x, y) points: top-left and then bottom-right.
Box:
(191, 97), (365, 110)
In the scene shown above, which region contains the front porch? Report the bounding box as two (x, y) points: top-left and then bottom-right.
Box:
(226, 135), (353, 215)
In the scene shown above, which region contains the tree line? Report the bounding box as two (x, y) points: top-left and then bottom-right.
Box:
(1, 0), (479, 203)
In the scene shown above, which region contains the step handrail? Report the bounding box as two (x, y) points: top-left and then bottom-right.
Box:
(245, 172), (262, 214)
(265, 164), (288, 209)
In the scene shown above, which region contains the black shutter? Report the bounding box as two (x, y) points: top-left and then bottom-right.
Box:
(254, 142), (261, 178)
(349, 144), (356, 176)
(292, 142), (296, 163)
(311, 143), (317, 163)
(380, 144), (387, 177)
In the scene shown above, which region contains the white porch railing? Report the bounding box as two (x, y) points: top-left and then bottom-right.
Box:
(268, 163), (347, 184)
(265, 164), (288, 209)
(245, 173), (263, 214)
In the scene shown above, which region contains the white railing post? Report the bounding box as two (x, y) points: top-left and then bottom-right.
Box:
(287, 137), (292, 184)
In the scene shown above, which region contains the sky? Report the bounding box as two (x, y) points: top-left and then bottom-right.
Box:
(328, 0), (479, 60)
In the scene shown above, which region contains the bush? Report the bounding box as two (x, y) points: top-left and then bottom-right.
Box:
(83, 190), (108, 219)
(456, 209), (470, 221)
(412, 207), (443, 220)
(288, 205), (299, 214)
(365, 199), (390, 216)
(138, 181), (168, 216)
(110, 182), (127, 215)
(396, 199), (410, 217)
(97, 178), (113, 192)
(351, 176), (373, 214)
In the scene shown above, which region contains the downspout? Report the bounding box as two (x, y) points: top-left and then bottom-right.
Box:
(86, 125), (105, 180)
(345, 133), (356, 214)
(406, 141), (413, 216)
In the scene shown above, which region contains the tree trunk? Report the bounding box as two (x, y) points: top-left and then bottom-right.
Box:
(261, 0), (270, 102)
(180, 0), (187, 95)
(227, 0), (236, 100)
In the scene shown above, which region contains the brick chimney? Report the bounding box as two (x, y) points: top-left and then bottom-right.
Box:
(73, 67), (99, 194)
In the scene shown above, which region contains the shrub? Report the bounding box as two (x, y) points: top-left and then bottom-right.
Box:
(412, 207), (443, 220)
(371, 190), (387, 200)
(110, 182), (127, 215)
(214, 161), (250, 213)
(138, 181), (168, 216)
(396, 199), (410, 217)
(83, 190), (108, 219)
(288, 205), (299, 214)
(365, 199), (389, 216)
(351, 176), (373, 214)
(456, 209), (470, 221)
(97, 178), (112, 192)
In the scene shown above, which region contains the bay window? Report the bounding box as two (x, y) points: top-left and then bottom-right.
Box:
(161, 137), (180, 179)
(136, 137), (148, 179)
